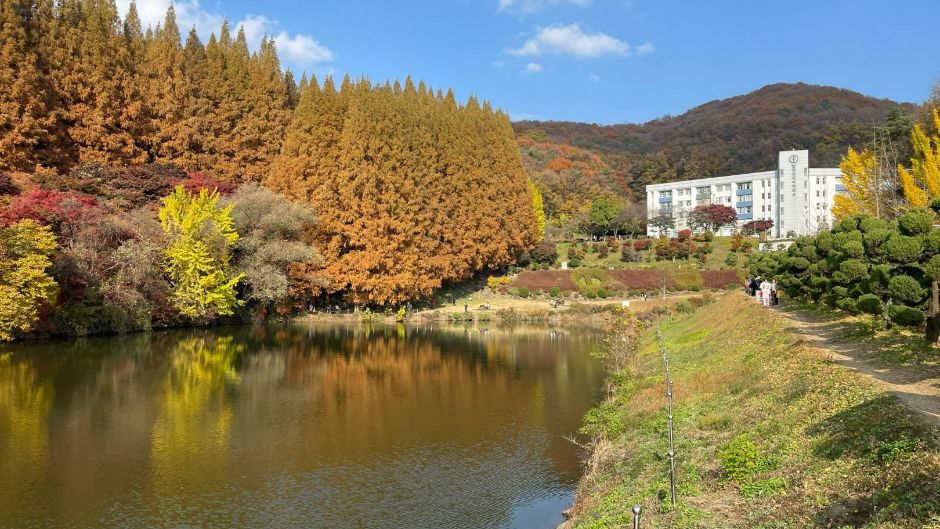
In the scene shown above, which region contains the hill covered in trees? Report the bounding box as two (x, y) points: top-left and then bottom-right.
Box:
(515, 83), (914, 205)
(0, 0), (538, 339)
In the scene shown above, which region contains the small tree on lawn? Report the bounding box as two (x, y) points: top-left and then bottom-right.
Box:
(698, 204), (738, 232)
(649, 212), (675, 236)
(742, 219), (774, 239)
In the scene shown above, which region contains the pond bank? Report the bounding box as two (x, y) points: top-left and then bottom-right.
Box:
(294, 293), (705, 326)
(568, 293), (940, 528)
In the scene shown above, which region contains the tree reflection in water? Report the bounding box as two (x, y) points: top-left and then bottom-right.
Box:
(0, 323), (604, 529)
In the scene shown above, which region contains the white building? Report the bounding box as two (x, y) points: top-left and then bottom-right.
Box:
(645, 150), (844, 238)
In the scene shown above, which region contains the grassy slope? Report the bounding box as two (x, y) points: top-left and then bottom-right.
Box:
(573, 294), (940, 529)
(557, 237), (737, 271)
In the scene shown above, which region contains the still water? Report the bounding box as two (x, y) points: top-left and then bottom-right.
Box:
(0, 323), (606, 529)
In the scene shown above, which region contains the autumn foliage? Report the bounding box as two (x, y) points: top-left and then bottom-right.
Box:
(266, 78), (538, 304)
(0, 1), (542, 316)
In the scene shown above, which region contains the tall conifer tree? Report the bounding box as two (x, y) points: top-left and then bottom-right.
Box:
(0, 0), (52, 170)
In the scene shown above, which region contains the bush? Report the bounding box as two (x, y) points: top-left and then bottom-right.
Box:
(620, 246), (637, 263)
(725, 253), (738, 266)
(517, 287), (530, 298)
(0, 172), (18, 195)
(835, 297), (859, 314)
(718, 434), (773, 482)
(530, 240), (558, 264)
(885, 235), (923, 263)
(898, 209), (933, 236)
(702, 230), (714, 242)
(888, 275), (925, 305)
(889, 304), (925, 327)
(843, 240), (865, 258)
(598, 245), (609, 259)
(567, 258), (581, 268)
(839, 259), (868, 283)
(857, 294), (883, 315)
(675, 300), (694, 313)
(583, 289), (597, 299)
(633, 239), (651, 251)
(549, 286), (561, 297)
(596, 288), (609, 299)
(569, 247), (586, 260)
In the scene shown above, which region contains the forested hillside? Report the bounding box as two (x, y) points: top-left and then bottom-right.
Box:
(515, 83), (914, 204)
(0, 0), (537, 339)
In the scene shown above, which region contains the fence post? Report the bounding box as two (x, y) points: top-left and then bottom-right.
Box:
(632, 505), (642, 529)
(668, 449), (677, 507)
(660, 326), (677, 508)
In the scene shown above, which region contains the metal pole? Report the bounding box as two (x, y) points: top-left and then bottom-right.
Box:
(667, 412), (674, 453)
(668, 450), (677, 506)
(632, 505), (642, 529)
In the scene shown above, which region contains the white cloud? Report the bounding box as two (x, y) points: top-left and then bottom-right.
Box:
(273, 32), (334, 65)
(116, 0), (222, 39)
(508, 23), (631, 58)
(498, 0), (591, 14)
(492, 60), (506, 68)
(588, 72), (601, 81)
(636, 42), (655, 55)
(115, 0), (334, 70)
(524, 62), (544, 74)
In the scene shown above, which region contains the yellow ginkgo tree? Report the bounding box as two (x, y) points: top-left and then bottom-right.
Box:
(833, 147), (879, 220)
(159, 186), (244, 319)
(0, 220), (59, 341)
(898, 108), (940, 209)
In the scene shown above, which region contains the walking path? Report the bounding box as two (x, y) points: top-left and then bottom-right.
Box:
(773, 302), (940, 428)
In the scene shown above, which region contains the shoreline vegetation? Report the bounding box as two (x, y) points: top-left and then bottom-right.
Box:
(296, 291), (708, 325)
(0, 1), (539, 342)
(566, 293), (940, 529)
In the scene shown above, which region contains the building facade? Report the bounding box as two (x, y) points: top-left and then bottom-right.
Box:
(645, 150), (844, 238)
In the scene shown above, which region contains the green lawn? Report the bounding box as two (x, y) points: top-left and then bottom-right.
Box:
(556, 237), (740, 271)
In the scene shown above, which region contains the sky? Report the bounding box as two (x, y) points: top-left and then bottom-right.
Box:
(117, 0), (940, 125)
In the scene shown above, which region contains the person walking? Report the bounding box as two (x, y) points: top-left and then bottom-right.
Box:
(752, 276), (762, 302)
(771, 278), (779, 306)
(760, 278), (772, 307)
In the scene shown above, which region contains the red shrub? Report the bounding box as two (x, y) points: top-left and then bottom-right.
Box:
(701, 270), (740, 289)
(4, 189), (104, 236)
(179, 172), (239, 196)
(513, 270), (578, 291)
(633, 239), (651, 251)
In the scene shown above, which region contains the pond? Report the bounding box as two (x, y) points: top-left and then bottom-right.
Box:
(0, 322), (606, 529)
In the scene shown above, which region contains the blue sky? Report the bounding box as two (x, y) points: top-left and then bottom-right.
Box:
(120, 0), (940, 125)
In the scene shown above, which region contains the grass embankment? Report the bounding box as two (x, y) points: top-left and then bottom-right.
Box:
(573, 294), (940, 529)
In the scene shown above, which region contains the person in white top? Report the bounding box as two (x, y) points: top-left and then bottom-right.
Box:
(760, 279), (772, 307)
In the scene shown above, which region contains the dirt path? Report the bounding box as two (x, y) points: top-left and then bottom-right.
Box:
(772, 301), (940, 428)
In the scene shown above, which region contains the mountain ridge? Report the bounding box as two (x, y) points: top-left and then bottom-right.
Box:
(513, 83), (915, 209)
